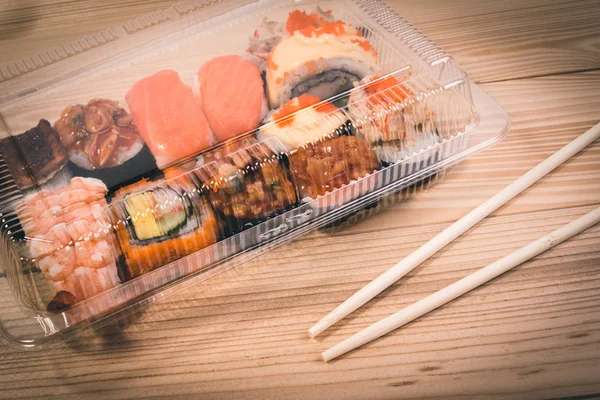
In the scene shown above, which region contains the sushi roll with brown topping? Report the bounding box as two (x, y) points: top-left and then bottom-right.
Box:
(54, 98), (158, 192)
(288, 134), (380, 199)
(260, 94), (380, 201)
(195, 137), (298, 236)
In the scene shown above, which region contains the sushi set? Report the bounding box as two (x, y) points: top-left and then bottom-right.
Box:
(0, 0), (509, 348)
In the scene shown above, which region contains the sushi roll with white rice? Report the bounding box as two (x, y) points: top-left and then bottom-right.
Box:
(247, 7), (335, 72)
(265, 10), (380, 109)
(348, 75), (441, 164)
(194, 137), (298, 237)
(110, 169), (219, 281)
(259, 93), (353, 150)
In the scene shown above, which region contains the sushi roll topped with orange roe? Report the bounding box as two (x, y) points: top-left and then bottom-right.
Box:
(348, 74), (441, 163)
(260, 94), (350, 150)
(264, 9), (380, 108)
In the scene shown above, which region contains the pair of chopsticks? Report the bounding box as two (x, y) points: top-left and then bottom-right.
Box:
(311, 122), (600, 362)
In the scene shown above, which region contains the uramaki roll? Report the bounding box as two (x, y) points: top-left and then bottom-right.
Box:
(110, 170), (219, 281)
(260, 94), (380, 200)
(265, 10), (379, 108)
(195, 137), (298, 236)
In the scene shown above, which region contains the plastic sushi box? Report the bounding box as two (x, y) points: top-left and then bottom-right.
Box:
(0, 0), (510, 349)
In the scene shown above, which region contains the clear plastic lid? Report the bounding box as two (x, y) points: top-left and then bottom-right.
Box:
(0, 0), (509, 348)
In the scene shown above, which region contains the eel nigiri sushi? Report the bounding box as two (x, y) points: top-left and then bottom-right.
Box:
(18, 177), (121, 309)
(0, 119), (68, 190)
(196, 55), (268, 142)
(110, 170), (219, 280)
(125, 70), (213, 168)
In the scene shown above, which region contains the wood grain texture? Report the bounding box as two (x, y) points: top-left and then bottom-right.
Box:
(0, 0), (178, 57)
(0, 0), (600, 399)
(392, 0), (600, 83)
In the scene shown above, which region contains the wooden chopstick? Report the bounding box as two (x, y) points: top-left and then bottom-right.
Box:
(309, 122), (600, 338)
(322, 205), (600, 362)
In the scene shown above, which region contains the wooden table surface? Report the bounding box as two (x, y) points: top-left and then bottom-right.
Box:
(1, 0), (599, 399)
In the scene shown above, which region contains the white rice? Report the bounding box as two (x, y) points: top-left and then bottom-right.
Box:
(37, 166), (72, 192)
(271, 58), (377, 108)
(68, 137), (144, 170)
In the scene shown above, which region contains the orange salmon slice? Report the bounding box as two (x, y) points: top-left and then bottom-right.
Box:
(126, 70), (212, 168)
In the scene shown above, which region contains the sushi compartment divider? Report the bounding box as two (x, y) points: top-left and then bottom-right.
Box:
(0, 0), (510, 347)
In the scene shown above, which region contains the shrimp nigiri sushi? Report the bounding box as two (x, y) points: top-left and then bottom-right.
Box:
(19, 177), (121, 310)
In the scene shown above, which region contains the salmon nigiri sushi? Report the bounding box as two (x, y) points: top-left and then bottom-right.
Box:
(126, 70), (213, 168)
(196, 55), (268, 142)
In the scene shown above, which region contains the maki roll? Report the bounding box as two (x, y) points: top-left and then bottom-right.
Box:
(194, 137), (298, 236)
(260, 94), (380, 200)
(110, 170), (219, 281)
(289, 135), (380, 199)
(246, 7), (334, 72)
(54, 99), (158, 192)
(348, 75), (439, 164)
(0, 119), (68, 190)
(265, 10), (379, 108)
(348, 75), (476, 164)
(17, 177), (121, 310)
(259, 94), (352, 150)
